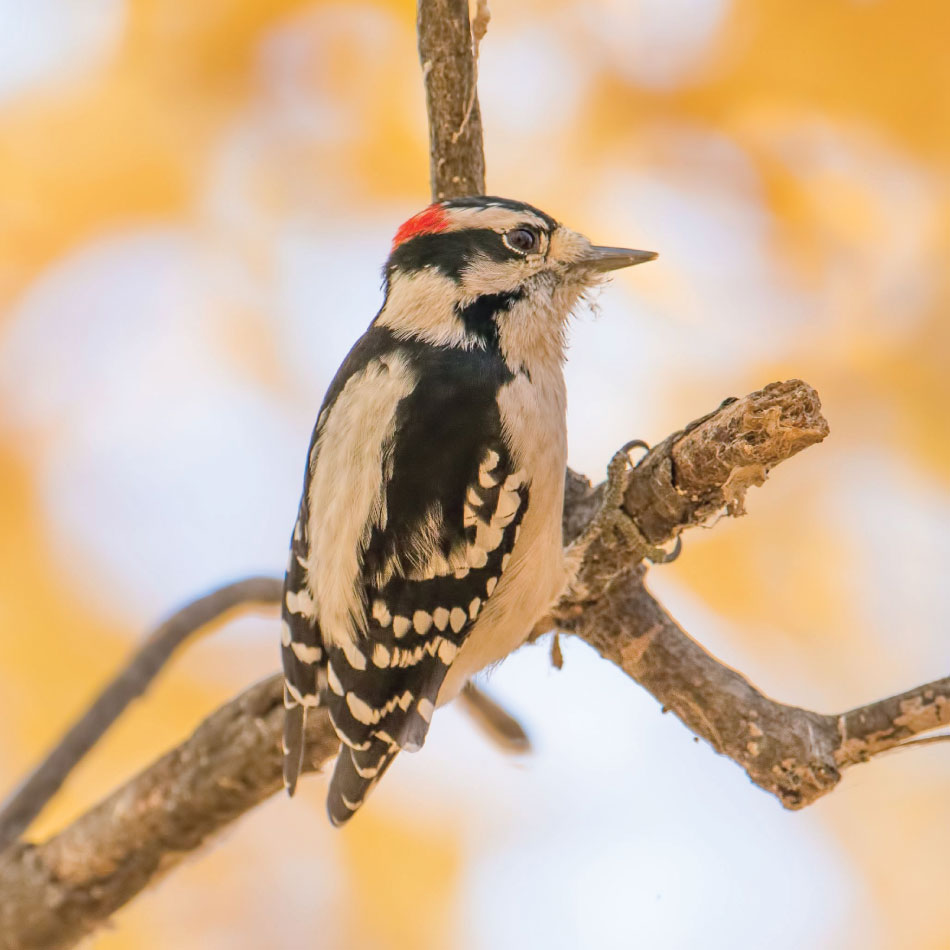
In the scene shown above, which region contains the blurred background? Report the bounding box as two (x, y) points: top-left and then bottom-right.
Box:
(1, 0), (948, 946)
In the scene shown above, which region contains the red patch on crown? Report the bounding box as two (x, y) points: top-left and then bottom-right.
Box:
(391, 204), (450, 252)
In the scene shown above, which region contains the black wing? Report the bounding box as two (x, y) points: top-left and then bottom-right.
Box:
(281, 333), (527, 825)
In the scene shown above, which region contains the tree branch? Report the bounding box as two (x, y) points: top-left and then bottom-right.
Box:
(7, 378), (950, 950)
(0, 676), (334, 950)
(0, 577), (283, 855)
(417, 0), (485, 198)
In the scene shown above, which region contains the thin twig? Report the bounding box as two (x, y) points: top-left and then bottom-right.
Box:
(0, 677), (337, 950)
(417, 0), (486, 198)
(0, 577), (283, 854)
(459, 681), (531, 753)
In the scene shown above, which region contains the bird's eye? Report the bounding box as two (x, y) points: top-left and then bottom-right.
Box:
(504, 227), (540, 254)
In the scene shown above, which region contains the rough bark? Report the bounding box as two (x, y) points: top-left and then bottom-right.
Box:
(0, 678), (336, 950)
(417, 0), (486, 198)
(6, 379), (950, 950)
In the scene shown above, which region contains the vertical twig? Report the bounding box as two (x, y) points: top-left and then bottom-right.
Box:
(417, 0), (486, 199)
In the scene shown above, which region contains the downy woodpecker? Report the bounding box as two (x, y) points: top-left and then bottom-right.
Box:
(281, 196), (656, 825)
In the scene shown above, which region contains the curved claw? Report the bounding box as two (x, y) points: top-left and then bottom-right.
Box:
(648, 535), (682, 565)
(620, 439), (651, 466)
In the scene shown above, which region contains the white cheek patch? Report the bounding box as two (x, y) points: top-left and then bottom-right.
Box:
(376, 270), (471, 348)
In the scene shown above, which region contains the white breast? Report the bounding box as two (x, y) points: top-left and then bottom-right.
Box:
(438, 363), (568, 702)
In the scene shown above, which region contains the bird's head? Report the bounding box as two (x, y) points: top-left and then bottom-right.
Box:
(376, 196), (656, 375)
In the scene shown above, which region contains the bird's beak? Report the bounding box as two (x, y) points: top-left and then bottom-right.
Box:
(579, 245), (658, 272)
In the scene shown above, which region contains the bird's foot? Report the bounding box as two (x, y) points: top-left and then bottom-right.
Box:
(587, 439), (682, 566)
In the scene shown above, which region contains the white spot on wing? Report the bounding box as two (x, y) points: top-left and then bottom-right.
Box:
(438, 639), (458, 664)
(345, 689), (415, 726)
(393, 615), (410, 638)
(285, 682), (319, 707)
(433, 607), (449, 631)
(280, 621), (291, 647)
(494, 489), (521, 525)
(475, 520), (504, 553)
(417, 698), (435, 723)
(285, 589), (316, 618)
(339, 636), (368, 671)
(372, 599), (392, 627)
(413, 610), (433, 634)
(449, 607), (466, 633)
(327, 663), (344, 696)
(469, 597), (481, 619)
(346, 691), (376, 725)
(291, 641), (322, 664)
(485, 576), (498, 597)
(479, 468), (499, 488)
(350, 748), (383, 778)
(372, 643), (390, 667)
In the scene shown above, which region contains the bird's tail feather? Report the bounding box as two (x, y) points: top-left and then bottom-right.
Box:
(326, 738), (399, 827)
(282, 693), (306, 796)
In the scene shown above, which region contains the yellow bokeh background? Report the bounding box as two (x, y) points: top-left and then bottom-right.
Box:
(1, 1), (948, 947)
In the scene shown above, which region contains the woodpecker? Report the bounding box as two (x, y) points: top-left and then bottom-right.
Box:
(281, 195), (656, 825)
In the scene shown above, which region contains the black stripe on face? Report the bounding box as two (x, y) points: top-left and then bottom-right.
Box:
(455, 289), (525, 350)
(387, 229), (514, 282)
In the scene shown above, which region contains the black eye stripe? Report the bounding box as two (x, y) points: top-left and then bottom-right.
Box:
(387, 227), (544, 281)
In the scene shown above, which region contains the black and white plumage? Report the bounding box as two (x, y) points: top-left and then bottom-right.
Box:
(281, 196), (656, 825)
